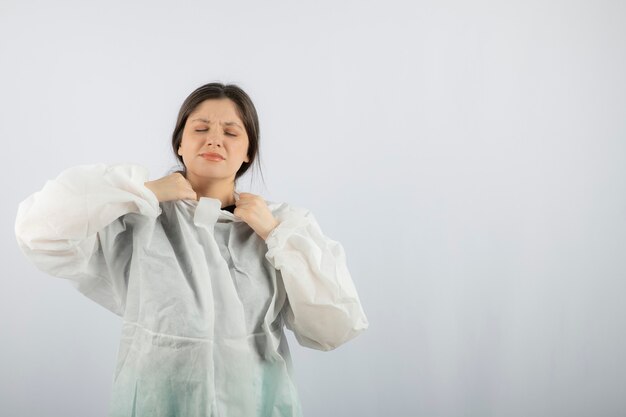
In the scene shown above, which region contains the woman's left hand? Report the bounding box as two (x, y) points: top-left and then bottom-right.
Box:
(233, 192), (280, 241)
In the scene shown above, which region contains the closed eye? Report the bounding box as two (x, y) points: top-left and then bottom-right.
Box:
(195, 129), (236, 136)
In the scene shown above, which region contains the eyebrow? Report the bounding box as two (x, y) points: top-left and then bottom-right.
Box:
(190, 118), (243, 129)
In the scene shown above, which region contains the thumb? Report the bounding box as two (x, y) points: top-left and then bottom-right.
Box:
(185, 190), (198, 201)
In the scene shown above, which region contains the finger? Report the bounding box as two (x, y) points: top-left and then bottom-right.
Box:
(234, 200), (253, 208)
(237, 195), (261, 205)
(238, 192), (258, 201)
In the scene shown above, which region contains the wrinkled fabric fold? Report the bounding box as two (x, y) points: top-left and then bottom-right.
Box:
(14, 163), (161, 316)
(265, 207), (370, 351)
(14, 162), (369, 417)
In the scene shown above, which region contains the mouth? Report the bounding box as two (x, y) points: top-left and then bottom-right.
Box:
(200, 153), (225, 161)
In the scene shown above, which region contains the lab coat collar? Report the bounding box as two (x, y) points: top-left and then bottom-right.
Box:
(177, 197), (238, 229)
(177, 191), (283, 229)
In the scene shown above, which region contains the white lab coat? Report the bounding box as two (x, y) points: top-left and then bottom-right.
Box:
(14, 163), (369, 417)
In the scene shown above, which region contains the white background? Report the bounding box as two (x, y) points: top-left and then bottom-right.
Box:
(2, 1), (625, 416)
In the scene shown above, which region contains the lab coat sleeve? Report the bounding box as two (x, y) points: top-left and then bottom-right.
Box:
(14, 163), (162, 316)
(264, 206), (369, 351)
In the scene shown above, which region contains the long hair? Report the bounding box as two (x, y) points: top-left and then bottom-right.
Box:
(169, 82), (264, 188)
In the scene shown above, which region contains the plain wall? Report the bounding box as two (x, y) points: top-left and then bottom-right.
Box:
(1, 0), (625, 416)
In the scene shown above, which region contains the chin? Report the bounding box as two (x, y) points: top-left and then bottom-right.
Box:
(193, 167), (233, 179)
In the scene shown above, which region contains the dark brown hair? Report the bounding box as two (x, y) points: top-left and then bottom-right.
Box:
(170, 82), (264, 187)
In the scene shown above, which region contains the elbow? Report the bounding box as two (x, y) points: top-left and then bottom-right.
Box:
(326, 311), (369, 351)
(290, 303), (370, 351)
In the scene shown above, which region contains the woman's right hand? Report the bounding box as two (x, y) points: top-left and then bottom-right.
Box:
(144, 172), (197, 202)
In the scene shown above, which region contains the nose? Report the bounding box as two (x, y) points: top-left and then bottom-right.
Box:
(204, 129), (223, 147)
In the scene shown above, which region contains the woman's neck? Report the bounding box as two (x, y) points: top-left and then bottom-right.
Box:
(185, 172), (236, 208)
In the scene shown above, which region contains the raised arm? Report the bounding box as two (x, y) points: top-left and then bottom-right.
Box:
(14, 163), (161, 316)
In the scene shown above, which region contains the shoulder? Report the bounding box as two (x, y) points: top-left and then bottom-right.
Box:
(265, 199), (314, 223)
(55, 162), (149, 179)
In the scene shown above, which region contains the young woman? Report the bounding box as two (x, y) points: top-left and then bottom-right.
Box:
(14, 82), (369, 417)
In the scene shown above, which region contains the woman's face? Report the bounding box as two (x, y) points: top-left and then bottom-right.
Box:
(178, 98), (250, 181)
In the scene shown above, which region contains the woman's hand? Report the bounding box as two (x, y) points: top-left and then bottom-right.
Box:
(144, 173), (197, 202)
(234, 192), (280, 241)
